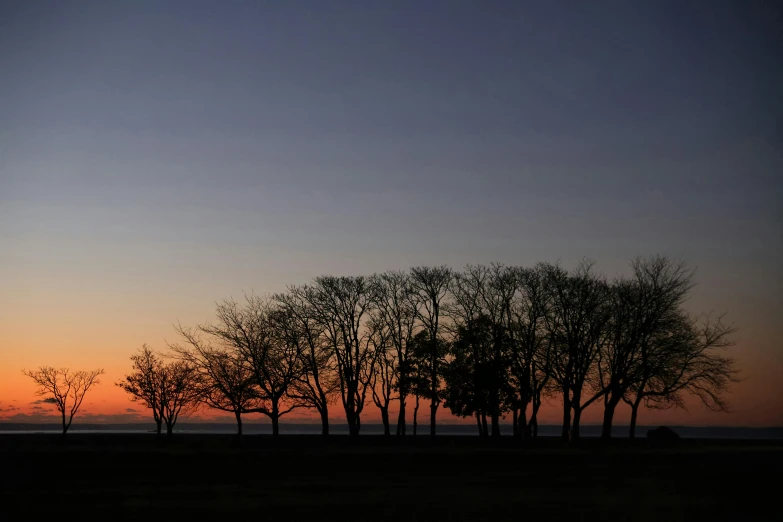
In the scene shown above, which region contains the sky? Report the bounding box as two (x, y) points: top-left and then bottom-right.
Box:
(1, 0), (781, 427)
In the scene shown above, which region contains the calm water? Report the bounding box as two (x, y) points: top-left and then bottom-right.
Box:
(1, 422), (781, 439)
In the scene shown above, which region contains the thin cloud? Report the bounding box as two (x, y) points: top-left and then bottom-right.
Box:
(0, 411), (147, 424)
(30, 399), (57, 407)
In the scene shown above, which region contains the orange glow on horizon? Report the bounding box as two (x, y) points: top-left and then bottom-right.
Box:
(1, 276), (781, 428)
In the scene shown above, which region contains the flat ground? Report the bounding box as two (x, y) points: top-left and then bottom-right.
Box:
(1, 434), (778, 521)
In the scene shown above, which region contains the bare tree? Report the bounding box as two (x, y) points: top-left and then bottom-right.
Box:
(116, 346), (164, 433)
(527, 340), (555, 437)
(410, 265), (452, 436)
(158, 360), (203, 435)
(368, 319), (396, 435)
(509, 264), (551, 439)
(307, 276), (380, 436)
(22, 366), (104, 435)
(624, 312), (738, 437)
(170, 325), (264, 435)
(370, 271), (418, 435)
(595, 256), (695, 438)
(542, 261), (611, 441)
(117, 345), (201, 435)
(275, 286), (339, 435)
(200, 295), (304, 436)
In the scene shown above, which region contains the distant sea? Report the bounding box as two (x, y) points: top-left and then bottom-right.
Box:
(0, 422), (781, 439)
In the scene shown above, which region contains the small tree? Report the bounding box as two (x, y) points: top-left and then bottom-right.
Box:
(116, 346), (164, 433)
(117, 346), (201, 436)
(22, 366), (104, 435)
(158, 360), (203, 435)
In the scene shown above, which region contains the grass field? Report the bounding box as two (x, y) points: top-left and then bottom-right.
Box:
(1, 434), (778, 520)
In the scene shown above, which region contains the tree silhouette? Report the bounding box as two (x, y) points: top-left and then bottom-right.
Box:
(109, 255), (739, 440)
(410, 265), (452, 436)
(542, 261), (612, 441)
(22, 366), (104, 435)
(443, 315), (512, 436)
(403, 331), (444, 436)
(370, 271), (418, 436)
(595, 256), (694, 438)
(200, 296), (305, 436)
(509, 264), (551, 438)
(369, 320), (396, 435)
(306, 276), (380, 436)
(275, 286), (339, 435)
(479, 264), (518, 436)
(170, 325), (264, 435)
(117, 346), (201, 436)
(623, 312), (738, 437)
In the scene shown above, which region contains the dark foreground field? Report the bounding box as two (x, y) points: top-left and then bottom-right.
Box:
(1, 434), (779, 521)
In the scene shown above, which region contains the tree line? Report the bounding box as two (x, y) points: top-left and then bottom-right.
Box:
(23, 256), (738, 439)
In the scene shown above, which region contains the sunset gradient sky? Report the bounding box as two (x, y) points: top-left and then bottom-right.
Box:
(1, 1), (781, 427)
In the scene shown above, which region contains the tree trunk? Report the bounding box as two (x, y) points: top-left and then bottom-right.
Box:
(234, 411), (243, 436)
(491, 412), (500, 437)
(155, 419), (163, 435)
(571, 405), (582, 441)
(519, 404), (529, 439)
(349, 412), (358, 436)
(430, 331), (438, 437)
(61, 410), (68, 435)
(430, 383), (437, 437)
(345, 383), (360, 437)
(481, 412), (488, 437)
(531, 393), (541, 437)
(561, 389), (572, 441)
(476, 413), (483, 435)
(529, 398), (540, 438)
(319, 407), (330, 436)
(601, 397), (620, 439)
(629, 401), (641, 438)
(271, 399), (280, 436)
(346, 408), (359, 437)
(396, 394), (406, 436)
(380, 407), (390, 436)
(512, 409), (519, 437)
(413, 394), (419, 436)
(166, 422), (173, 436)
